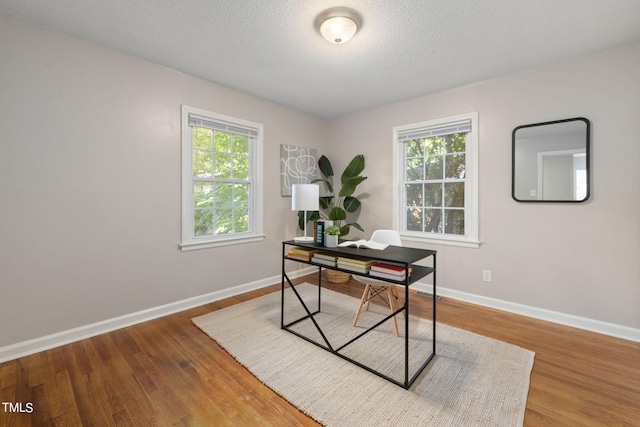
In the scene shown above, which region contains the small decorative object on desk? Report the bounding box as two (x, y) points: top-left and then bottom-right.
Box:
(325, 225), (340, 248)
(337, 239), (388, 250)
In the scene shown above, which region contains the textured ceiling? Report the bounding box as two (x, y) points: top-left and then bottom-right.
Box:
(2, 0), (640, 118)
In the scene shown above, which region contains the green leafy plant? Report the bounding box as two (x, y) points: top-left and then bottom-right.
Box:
(325, 225), (341, 235)
(297, 154), (367, 236)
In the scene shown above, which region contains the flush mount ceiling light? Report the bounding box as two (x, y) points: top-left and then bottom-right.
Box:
(315, 7), (361, 44)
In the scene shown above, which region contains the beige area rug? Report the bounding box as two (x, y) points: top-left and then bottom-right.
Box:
(192, 283), (534, 426)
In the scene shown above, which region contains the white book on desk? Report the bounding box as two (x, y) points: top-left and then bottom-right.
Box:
(337, 239), (388, 250)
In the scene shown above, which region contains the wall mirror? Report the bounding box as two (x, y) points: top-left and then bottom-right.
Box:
(512, 117), (590, 202)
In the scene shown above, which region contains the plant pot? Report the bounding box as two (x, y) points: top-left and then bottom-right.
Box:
(325, 234), (338, 248)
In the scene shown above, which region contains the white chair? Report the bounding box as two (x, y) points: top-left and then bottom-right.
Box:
(353, 229), (404, 336)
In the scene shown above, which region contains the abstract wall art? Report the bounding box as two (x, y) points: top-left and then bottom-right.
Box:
(280, 144), (318, 196)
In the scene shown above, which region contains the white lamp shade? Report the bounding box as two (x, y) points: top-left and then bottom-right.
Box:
(291, 184), (319, 211)
(320, 16), (358, 44)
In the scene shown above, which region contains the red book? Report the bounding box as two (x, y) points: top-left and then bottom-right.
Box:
(370, 262), (411, 276)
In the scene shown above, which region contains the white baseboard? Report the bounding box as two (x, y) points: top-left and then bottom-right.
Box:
(2, 268), (637, 364)
(411, 282), (640, 343)
(0, 267), (316, 363)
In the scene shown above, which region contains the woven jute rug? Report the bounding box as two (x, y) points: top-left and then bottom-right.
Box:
(192, 283), (534, 426)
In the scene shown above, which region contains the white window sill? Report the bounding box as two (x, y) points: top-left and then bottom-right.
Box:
(179, 234), (266, 251)
(400, 233), (481, 249)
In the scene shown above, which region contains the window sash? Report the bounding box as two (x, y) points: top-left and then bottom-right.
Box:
(181, 105), (264, 250)
(393, 112), (479, 248)
(190, 127), (255, 239)
(402, 134), (469, 237)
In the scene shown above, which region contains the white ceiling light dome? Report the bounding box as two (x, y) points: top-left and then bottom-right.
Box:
(316, 7), (362, 44)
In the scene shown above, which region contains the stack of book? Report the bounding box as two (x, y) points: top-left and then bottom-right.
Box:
(337, 257), (376, 274)
(369, 262), (411, 281)
(311, 252), (338, 267)
(287, 246), (317, 262)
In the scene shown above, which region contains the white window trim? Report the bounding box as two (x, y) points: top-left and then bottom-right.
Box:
(392, 112), (480, 248)
(180, 105), (264, 251)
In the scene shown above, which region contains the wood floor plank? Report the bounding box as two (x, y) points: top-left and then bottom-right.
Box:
(0, 272), (638, 426)
(52, 369), (84, 427)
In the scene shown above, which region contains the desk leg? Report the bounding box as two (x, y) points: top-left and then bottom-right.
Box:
(433, 253), (437, 354)
(281, 242), (286, 329)
(405, 282), (410, 388)
(318, 266), (322, 313)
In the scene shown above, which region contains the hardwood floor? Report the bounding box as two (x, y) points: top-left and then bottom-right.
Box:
(1, 272), (638, 426)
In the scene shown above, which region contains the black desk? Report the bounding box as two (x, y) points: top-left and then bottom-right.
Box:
(281, 240), (436, 389)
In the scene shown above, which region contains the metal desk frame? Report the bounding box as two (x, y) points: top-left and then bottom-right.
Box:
(281, 240), (436, 389)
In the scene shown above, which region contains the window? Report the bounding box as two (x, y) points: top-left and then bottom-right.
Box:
(181, 105), (264, 250)
(393, 112), (479, 248)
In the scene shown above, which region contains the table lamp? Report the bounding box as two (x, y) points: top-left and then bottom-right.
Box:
(292, 183), (319, 243)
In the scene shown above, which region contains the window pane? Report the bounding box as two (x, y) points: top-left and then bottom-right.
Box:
(445, 133), (466, 153)
(215, 209), (233, 234)
(445, 209), (464, 235)
(406, 184), (423, 207)
(214, 153), (232, 178)
(194, 209), (214, 237)
(406, 207), (423, 231)
(193, 127), (212, 150)
(234, 183), (249, 206)
(405, 139), (423, 157)
(234, 208), (249, 232)
(425, 156), (443, 180)
(424, 183), (442, 207)
(194, 182), (213, 208)
(424, 208), (443, 233)
(233, 135), (249, 153)
(193, 150), (212, 178)
(406, 157), (424, 180)
(445, 153), (466, 179)
(233, 154), (249, 180)
(214, 131), (231, 153)
(444, 182), (465, 207)
(214, 183), (233, 208)
(424, 136), (445, 156)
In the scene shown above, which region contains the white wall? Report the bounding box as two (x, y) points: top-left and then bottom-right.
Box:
(0, 14), (326, 348)
(326, 43), (640, 330)
(2, 13), (638, 354)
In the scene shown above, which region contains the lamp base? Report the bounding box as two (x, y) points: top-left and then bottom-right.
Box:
(294, 236), (315, 243)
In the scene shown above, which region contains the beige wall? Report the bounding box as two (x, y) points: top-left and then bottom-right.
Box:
(326, 43), (640, 329)
(0, 14), (327, 347)
(1, 13), (638, 352)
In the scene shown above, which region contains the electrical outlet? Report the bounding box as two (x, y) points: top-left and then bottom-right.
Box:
(482, 269), (492, 283)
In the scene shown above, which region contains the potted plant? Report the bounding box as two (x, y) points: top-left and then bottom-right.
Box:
(295, 154), (367, 283)
(324, 225), (340, 248)
(297, 154), (367, 236)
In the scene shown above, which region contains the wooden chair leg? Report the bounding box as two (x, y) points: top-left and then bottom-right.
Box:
(353, 284), (371, 326)
(387, 286), (400, 337)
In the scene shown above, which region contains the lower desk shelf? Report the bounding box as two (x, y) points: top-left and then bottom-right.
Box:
(284, 255), (434, 285)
